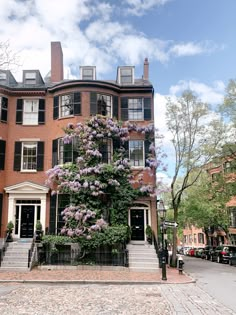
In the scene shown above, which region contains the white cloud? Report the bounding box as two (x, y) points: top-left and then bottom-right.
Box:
(169, 80), (225, 105)
(169, 41), (221, 57)
(124, 0), (170, 16)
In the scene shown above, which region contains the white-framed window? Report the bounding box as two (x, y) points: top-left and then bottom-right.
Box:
(90, 93), (112, 117)
(119, 67), (134, 84)
(0, 72), (7, 80)
(60, 94), (73, 117)
(52, 137), (78, 167)
(22, 142), (37, 171)
(24, 72), (37, 84)
(129, 140), (144, 167)
(23, 100), (39, 125)
(128, 98), (143, 120)
(80, 66), (96, 80)
(99, 139), (112, 164)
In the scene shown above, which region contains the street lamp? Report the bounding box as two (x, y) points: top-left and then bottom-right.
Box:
(157, 199), (167, 281)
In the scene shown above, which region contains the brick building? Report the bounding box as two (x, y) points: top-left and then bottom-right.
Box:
(0, 42), (157, 242)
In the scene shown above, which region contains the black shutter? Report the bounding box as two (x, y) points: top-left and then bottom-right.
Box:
(113, 96), (118, 119)
(72, 137), (78, 163)
(0, 140), (6, 170)
(123, 141), (129, 159)
(38, 99), (45, 124)
(16, 99), (23, 124)
(0, 193), (2, 235)
(37, 141), (44, 171)
(121, 97), (128, 121)
(14, 142), (22, 171)
(1, 97), (8, 123)
(144, 139), (151, 167)
(49, 194), (57, 234)
(144, 98), (151, 121)
(52, 139), (58, 167)
(73, 92), (81, 115)
(53, 96), (59, 119)
(90, 92), (97, 115)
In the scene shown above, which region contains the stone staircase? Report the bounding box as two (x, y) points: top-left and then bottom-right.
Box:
(127, 243), (160, 272)
(0, 239), (33, 271)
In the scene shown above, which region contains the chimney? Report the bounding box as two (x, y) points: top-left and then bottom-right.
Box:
(51, 42), (64, 82)
(143, 57), (149, 81)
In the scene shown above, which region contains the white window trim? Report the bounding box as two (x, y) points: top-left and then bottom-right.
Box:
(129, 140), (145, 169)
(21, 141), (37, 172)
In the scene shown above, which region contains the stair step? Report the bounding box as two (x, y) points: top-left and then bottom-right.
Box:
(0, 267), (29, 272)
(129, 267), (159, 272)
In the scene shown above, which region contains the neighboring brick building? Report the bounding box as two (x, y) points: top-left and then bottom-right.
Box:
(0, 42), (157, 242)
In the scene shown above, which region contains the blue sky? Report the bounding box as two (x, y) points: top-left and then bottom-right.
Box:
(0, 0), (235, 179)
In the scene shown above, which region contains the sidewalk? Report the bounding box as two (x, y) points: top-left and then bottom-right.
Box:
(0, 266), (194, 284)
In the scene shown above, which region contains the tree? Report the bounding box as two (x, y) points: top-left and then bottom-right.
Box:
(166, 90), (226, 265)
(46, 115), (161, 239)
(178, 171), (232, 244)
(0, 40), (20, 69)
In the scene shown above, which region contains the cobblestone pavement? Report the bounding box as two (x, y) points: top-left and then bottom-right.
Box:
(0, 283), (235, 315)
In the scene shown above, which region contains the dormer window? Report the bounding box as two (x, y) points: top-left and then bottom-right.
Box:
(0, 72), (7, 80)
(117, 66), (134, 85)
(24, 72), (37, 84)
(80, 66), (96, 80)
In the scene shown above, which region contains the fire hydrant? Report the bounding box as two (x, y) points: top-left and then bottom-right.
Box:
(178, 256), (184, 274)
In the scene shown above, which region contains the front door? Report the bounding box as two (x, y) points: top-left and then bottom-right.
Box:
(20, 206), (34, 238)
(130, 209), (144, 240)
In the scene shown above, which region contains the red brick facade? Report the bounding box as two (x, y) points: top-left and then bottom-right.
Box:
(0, 42), (157, 241)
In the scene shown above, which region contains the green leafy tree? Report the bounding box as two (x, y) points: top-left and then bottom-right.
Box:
(166, 90), (226, 265)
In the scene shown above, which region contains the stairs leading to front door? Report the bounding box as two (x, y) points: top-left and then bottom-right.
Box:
(0, 239), (32, 271)
(127, 243), (160, 272)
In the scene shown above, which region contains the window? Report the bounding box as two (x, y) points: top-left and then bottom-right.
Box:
(80, 66), (96, 80)
(119, 67), (134, 84)
(22, 142), (37, 170)
(121, 97), (151, 121)
(99, 139), (112, 164)
(24, 72), (36, 85)
(16, 99), (45, 125)
(90, 93), (112, 117)
(52, 138), (78, 167)
(53, 92), (81, 119)
(0, 72), (6, 80)
(14, 141), (44, 171)
(230, 208), (236, 228)
(129, 140), (144, 167)
(0, 96), (8, 123)
(224, 161), (236, 174)
(23, 100), (38, 125)
(198, 233), (204, 244)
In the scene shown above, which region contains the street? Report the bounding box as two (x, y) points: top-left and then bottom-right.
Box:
(183, 255), (236, 312)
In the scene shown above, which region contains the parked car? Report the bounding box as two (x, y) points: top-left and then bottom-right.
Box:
(188, 248), (195, 256)
(229, 252), (236, 266)
(193, 247), (204, 258)
(183, 247), (191, 256)
(210, 245), (236, 263)
(201, 245), (215, 260)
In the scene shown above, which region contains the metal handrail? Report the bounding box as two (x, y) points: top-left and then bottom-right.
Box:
(0, 234), (10, 267)
(28, 237), (35, 268)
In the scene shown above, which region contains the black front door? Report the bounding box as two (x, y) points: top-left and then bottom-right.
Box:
(20, 206), (34, 238)
(130, 209), (144, 240)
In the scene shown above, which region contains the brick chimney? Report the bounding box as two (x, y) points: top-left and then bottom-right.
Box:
(143, 57), (149, 81)
(51, 42), (64, 82)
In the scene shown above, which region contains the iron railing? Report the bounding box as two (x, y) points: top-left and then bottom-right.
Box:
(37, 248), (129, 267)
(0, 235), (9, 267)
(28, 238), (35, 269)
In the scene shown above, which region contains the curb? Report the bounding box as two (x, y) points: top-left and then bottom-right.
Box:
(0, 279), (196, 285)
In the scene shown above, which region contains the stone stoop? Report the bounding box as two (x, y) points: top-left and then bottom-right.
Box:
(0, 239), (32, 271)
(127, 243), (159, 272)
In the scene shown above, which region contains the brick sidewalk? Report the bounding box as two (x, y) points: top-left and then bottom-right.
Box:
(0, 266), (194, 284)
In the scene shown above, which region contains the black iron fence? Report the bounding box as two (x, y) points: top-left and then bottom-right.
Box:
(37, 246), (129, 267)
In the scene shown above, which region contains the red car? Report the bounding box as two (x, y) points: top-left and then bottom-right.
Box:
(188, 248), (195, 256)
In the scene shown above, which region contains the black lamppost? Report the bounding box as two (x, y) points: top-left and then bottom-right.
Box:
(158, 199), (167, 281)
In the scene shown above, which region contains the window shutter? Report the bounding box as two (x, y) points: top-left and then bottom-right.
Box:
(121, 97), (128, 121)
(123, 141), (129, 159)
(144, 98), (151, 121)
(53, 96), (59, 119)
(144, 139), (151, 167)
(0, 140), (6, 170)
(49, 194), (57, 234)
(73, 92), (81, 115)
(72, 137), (79, 163)
(14, 142), (22, 171)
(38, 99), (45, 124)
(52, 139), (58, 167)
(113, 96), (119, 119)
(16, 99), (23, 124)
(90, 92), (97, 115)
(37, 141), (44, 171)
(0, 193), (2, 234)
(1, 97), (8, 123)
